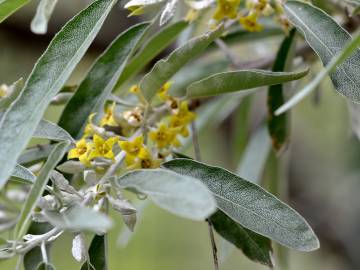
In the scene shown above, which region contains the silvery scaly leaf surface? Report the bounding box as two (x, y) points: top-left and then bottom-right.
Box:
(116, 169), (217, 221)
(0, 0), (119, 189)
(72, 234), (88, 263)
(163, 159), (320, 251)
(57, 160), (86, 174)
(0, 0), (30, 23)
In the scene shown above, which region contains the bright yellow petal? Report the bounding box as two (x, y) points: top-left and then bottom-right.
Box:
(93, 134), (105, 147)
(68, 148), (80, 159)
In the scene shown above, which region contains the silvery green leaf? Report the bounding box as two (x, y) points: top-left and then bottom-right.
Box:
(121, 212), (137, 232)
(116, 169), (217, 221)
(31, 0), (59, 34)
(34, 120), (75, 142)
(0, 0), (30, 23)
(14, 141), (70, 240)
(57, 160), (86, 174)
(43, 205), (112, 232)
(72, 234), (88, 263)
(140, 25), (223, 101)
(110, 197), (137, 231)
(283, 1), (360, 103)
(124, 0), (164, 8)
(0, 78), (24, 112)
(18, 144), (55, 166)
(11, 164), (36, 184)
(163, 159), (320, 251)
(159, 0), (178, 26)
(0, 0), (118, 189)
(186, 69), (309, 99)
(49, 170), (78, 195)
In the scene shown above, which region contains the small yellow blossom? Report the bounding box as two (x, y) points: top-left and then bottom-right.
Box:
(84, 113), (97, 138)
(68, 138), (93, 166)
(168, 101), (196, 137)
(127, 147), (162, 170)
(157, 82), (172, 101)
(119, 135), (144, 161)
(213, 0), (241, 21)
(100, 103), (118, 127)
(149, 123), (181, 148)
(239, 12), (263, 32)
(129, 85), (147, 104)
(175, 101), (196, 123)
(89, 134), (118, 161)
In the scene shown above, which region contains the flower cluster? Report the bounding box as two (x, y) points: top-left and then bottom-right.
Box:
(67, 82), (195, 171)
(213, 0), (291, 33)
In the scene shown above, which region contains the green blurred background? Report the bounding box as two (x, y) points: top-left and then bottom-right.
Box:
(1, 0), (360, 269)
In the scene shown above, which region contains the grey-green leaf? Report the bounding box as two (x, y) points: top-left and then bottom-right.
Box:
(116, 169), (217, 221)
(43, 205), (112, 232)
(58, 22), (149, 139)
(140, 25), (223, 101)
(115, 20), (189, 89)
(31, 0), (59, 34)
(11, 164), (36, 183)
(15, 141), (70, 240)
(0, 0), (117, 189)
(0, 0), (30, 23)
(34, 120), (75, 142)
(81, 235), (106, 270)
(284, 0), (360, 103)
(163, 159), (319, 251)
(210, 210), (273, 267)
(186, 69), (309, 99)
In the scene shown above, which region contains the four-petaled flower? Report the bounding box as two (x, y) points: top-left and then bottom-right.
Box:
(239, 12), (263, 32)
(89, 134), (118, 161)
(149, 123), (181, 148)
(213, 0), (241, 21)
(127, 147), (162, 170)
(68, 138), (93, 166)
(119, 135), (144, 163)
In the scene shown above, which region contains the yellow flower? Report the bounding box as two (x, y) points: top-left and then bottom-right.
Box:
(169, 116), (190, 137)
(68, 138), (93, 166)
(239, 12), (263, 32)
(84, 113), (97, 138)
(175, 101), (196, 123)
(149, 123), (181, 148)
(119, 135), (144, 159)
(127, 147), (162, 170)
(246, 0), (266, 12)
(100, 103), (118, 127)
(213, 0), (241, 21)
(89, 134), (118, 161)
(122, 107), (144, 127)
(129, 85), (147, 104)
(157, 82), (172, 101)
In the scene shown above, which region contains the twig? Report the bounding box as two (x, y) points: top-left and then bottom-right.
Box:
(190, 121), (219, 270)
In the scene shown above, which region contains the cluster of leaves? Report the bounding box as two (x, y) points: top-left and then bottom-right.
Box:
(0, 0), (359, 269)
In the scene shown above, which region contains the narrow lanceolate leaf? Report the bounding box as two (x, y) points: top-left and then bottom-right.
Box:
(116, 169), (217, 220)
(276, 29), (360, 115)
(267, 29), (297, 151)
(43, 205), (112, 232)
(31, 0), (59, 34)
(0, 0), (117, 188)
(0, 0), (30, 23)
(186, 69), (309, 99)
(160, 0), (177, 25)
(34, 119), (75, 142)
(11, 164), (36, 183)
(15, 141), (70, 240)
(81, 235), (106, 270)
(210, 211), (273, 267)
(18, 144), (55, 165)
(284, 0), (360, 103)
(115, 20), (188, 89)
(140, 25), (223, 101)
(163, 159), (320, 251)
(58, 22), (149, 139)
